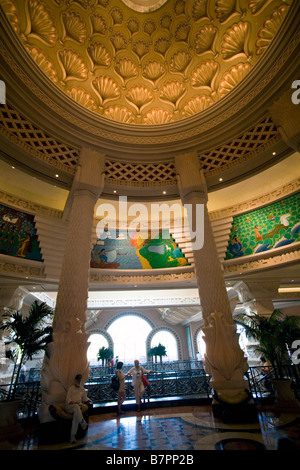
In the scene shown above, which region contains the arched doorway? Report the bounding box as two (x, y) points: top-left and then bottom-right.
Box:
(107, 314), (152, 364)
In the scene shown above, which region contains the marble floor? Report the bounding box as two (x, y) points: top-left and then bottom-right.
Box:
(2, 403), (300, 452)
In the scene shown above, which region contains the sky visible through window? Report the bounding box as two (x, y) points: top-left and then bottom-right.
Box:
(88, 314), (178, 365)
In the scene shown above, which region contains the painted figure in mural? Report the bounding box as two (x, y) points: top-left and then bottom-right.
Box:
(16, 233), (31, 257)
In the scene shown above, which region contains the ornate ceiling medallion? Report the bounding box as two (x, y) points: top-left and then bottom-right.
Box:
(1, 0), (293, 126)
(121, 0), (169, 13)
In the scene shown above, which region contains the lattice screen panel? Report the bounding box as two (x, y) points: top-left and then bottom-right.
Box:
(0, 104), (79, 172)
(199, 116), (280, 174)
(105, 160), (177, 184)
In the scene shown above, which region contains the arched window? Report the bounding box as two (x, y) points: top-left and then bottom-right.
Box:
(87, 333), (108, 365)
(107, 315), (152, 364)
(150, 330), (178, 362)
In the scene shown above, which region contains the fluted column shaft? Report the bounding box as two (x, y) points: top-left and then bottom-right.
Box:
(39, 148), (105, 421)
(175, 152), (249, 405)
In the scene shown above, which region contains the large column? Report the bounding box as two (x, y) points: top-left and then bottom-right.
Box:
(39, 148), (105, 421)
(175, 153), (250, 408)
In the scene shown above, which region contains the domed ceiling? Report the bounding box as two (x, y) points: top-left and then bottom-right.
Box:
(1, 0), (292, 126)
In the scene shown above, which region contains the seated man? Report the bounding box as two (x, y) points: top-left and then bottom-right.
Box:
(65, 374), (91, 444)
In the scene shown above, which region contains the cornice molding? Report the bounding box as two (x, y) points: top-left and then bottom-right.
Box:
(209, 177), (300, 220)
(223, 243), (300, 276)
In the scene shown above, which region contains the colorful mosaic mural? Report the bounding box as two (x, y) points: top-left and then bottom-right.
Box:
(225, 192), (300, 259)
(0, 204), (43, 261)
(91, 230), (189, 269)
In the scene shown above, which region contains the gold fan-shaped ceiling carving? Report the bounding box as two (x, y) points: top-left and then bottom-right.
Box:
(1, 0), (292, 125)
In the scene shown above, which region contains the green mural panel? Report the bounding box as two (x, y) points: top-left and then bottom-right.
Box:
(225, 192), (300, 259)
(91, 229), (189, 269)
(0, 204), (43, 261)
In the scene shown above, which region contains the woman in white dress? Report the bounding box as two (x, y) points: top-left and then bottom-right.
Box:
(127, 359), (154, 411)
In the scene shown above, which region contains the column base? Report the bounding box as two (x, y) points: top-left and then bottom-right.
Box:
(212, 398), (259, 424)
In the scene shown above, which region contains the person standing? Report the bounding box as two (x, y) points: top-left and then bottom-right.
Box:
(116, 361), (128, 414)
(65, 374), (91, 444)
(127, 359), (154, 411)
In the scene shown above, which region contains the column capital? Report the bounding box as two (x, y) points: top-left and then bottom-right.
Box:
(72, 147), (106, 197)
(0, 285), (29, 312)
(269, 88), (300, 151)
(174, 152), (208, 204)
(234, 280), (280, 316)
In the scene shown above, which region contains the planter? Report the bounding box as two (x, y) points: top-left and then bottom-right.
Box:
(0, 399), (24, 442)
(272, 379), (300, 412)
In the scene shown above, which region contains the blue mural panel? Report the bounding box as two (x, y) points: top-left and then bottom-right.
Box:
(91, 229), (189, 269)
(225, 192), (300, 259)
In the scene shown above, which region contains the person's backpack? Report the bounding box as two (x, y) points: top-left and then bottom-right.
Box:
(111, 374), (119, 391)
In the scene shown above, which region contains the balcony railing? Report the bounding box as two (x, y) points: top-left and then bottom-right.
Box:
(1, 362), (299, 420)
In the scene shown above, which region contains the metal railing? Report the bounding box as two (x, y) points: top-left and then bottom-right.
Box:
(2, 362), (300, 420)
(86, 369), (211, 404)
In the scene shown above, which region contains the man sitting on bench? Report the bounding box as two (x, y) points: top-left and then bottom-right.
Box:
(65, 374), (92, 444)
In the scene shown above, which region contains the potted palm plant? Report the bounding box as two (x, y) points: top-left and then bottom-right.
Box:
(0, 300), (53, 439)
(235, 309), (300, 408)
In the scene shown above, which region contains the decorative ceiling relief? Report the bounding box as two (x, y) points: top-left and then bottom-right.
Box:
(1, 0), (292, 125)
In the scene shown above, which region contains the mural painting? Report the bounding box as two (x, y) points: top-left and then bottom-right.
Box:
(0, 204), (43, 261)
(91, 229), (189, 269)
(225, 192), (300, 259)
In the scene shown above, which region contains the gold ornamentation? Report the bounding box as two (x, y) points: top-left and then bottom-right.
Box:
(154, 37), (171, 57)
(132, 39), (149, 61)
(66, 87), (97, 111)
(103, 105), (135, 123)
(174, 22), (191, 44)
(256, 6), (289, 55)
(248, 0), (269, 15)
(191, 60), (219, 91)
(169, 50), (192, 79)
(58, 48), (88, 81)
(159, 80), (186, 109)
(192, 0), (210, 22)
(114, 58), (138, 87)
(218, 62), (251, 97)
(61, 10), (87, 44)
(0, 0), (19, 33)
(215, 0), (239, 23)
(174, 0), (186, 16)
(25, 0), (57, 45)
(143, 20), (156, 38)
(194, 25), (218, 55)
(160, 13), (172, 30)
(182, 95), (213, 117)
(110, 7), (123, 25)
(142, 61), (166, 88)
(221, 21), (250, 59)
(110, 32), (128, 54)
(87, 42), (111, 71)
(90, 13), (108, 36)
(126, 86), (154, 113)
(91, 75), (120, 106)
(143, 109), (175, 125)
(25, 44), (58, 83)
(127, 17), (140, 36)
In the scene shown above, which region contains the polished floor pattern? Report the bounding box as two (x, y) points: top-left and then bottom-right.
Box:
(4, 404), (300, 451)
